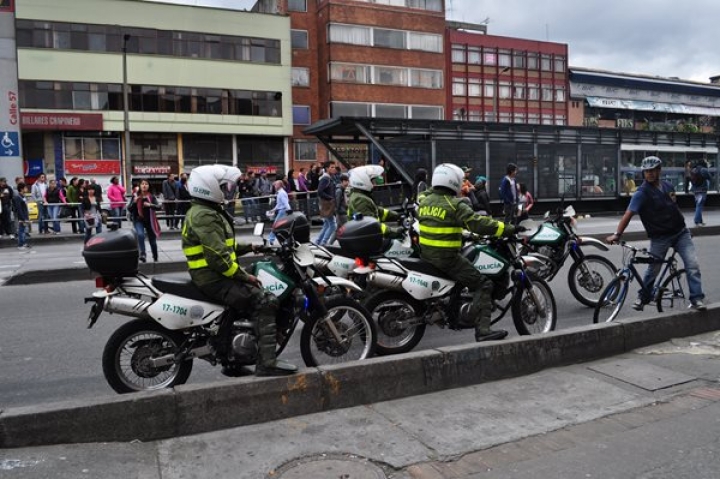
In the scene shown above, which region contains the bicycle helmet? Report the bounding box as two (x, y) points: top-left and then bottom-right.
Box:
(431, 163), (464, 195)
(187, 165), (242, 204)
(640, 156), (662, 171)
(349, 165), (384, 192)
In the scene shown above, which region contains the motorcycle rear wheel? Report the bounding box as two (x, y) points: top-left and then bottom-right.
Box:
(363, 291), (426, 355)
(300, 297), (376, 366)
(511, 276), (557, 335)
(102, 319), (193, 394)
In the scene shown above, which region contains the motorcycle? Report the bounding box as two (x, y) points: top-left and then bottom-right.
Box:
(84, 213), (376, 394)
(358, 223), (557, 355)
(521, 204), (617, 307)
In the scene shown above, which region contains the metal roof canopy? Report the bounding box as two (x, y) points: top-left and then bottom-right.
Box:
(304, 117), (719, 183)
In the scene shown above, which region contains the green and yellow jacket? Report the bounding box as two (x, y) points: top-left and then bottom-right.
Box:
(181, 199), (253, 286)
(418, 187), (512, 260)
(347, 189), (400, 236)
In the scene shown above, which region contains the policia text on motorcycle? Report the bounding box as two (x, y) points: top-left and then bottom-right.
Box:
(418, 163), (517, 342)
(181, 165), (297, 377)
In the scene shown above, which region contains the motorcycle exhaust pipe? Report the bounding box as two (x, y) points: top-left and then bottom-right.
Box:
(366, 271), (405, 291)
(104, 296), (152, 319)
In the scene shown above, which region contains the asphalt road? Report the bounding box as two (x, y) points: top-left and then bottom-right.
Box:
(1, 235), (718, 409)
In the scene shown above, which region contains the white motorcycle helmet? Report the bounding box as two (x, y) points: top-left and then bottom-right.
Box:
(187, 164), (242, 204)
(431, 163), (464, 195)
(349, 164), (385, 192)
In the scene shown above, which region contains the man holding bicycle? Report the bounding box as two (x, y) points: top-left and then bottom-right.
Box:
(606, 156), (706, 311)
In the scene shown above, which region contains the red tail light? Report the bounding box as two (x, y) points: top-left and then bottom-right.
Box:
(355, 257), (366, 267)
(95, 276), (108, 288)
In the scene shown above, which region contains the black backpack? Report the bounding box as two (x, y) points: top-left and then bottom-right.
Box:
(690, 166), (705, 187)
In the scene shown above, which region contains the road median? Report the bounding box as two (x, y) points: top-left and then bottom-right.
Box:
(1, 305), (718, 448)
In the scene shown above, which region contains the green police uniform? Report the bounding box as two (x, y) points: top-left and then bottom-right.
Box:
(181, 198), (295, 376)
(417, 187), (515, 339)
(347, 189), (403, 238)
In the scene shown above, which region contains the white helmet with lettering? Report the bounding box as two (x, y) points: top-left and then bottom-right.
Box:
(431, 163), (464, 195)
(349, 164), (385, 192)
(187, 164), (242, 204)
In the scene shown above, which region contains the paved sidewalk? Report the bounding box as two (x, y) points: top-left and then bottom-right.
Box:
(1, 330), (719, 479)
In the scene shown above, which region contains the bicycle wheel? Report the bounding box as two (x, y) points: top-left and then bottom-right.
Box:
(593, 276), (629, 323)
(655, 269), (689, 313)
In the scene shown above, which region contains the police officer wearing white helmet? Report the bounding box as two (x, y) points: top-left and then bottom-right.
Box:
(347, 164), (404, 238)
(182, 164), (297, 376)
(418, 163), (516, 341)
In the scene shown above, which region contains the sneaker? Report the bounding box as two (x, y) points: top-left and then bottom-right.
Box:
(632, 298), (645, 311)
(695, 223), (706, 227)
(10, 234), (16, 240)
(689, 300), (707, 311)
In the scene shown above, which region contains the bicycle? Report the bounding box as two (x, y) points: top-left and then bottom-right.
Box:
(593, 242), (688, 323)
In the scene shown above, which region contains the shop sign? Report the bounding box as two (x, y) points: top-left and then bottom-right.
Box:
(247, 165), (278, 175)
(134, 165), (172, 175)
(21, 112), (104, 131)
(65, 160), (121, 175)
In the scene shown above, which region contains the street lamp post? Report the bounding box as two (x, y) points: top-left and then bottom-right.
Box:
(122, 34), (131, 188)
(493, 66), (511, 122)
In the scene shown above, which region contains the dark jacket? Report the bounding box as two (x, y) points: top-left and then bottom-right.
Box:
(498, 176), (516, 205)
(12, 194), (28, 221)
(162, 179), (178, 201)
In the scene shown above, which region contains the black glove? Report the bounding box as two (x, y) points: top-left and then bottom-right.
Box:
(515, 225), (528, 233)
(388, 226), (405, 239)
(502, 224), (517, 237)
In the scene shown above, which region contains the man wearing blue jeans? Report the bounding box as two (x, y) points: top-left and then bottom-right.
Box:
(606, 156), (706, 311)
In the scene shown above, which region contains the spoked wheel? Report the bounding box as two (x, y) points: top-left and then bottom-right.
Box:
(512, 276), (557, 335)
(568, 255), (618, 307)
(364, 291), (426, 355)
(300, 297), (376, 366)
(656, 269), (689, 312)
(593, 276), (629, 323)
(102, 319), (192, 394)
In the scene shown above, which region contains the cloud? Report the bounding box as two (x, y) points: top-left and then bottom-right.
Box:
(453, 0), (720, 82)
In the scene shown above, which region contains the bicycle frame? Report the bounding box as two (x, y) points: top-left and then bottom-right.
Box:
(617, 244), (678, 301)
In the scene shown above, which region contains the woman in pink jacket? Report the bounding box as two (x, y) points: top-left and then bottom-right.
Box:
(107, 176), (127, 227)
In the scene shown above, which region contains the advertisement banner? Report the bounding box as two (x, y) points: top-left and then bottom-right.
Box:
(133, 165), (172, 175)
(65, 160), (121, 175)
(21, 112), (104, 131)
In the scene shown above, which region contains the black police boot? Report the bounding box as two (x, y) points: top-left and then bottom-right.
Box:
(475, 328), (509, 342)
(255, 320), (297, 377)
(220, 364), (252, 377)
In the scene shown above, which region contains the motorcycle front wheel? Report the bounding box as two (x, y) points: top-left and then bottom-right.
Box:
(300, 297), (377, 366)
(102, 319), (193, 394)
(567, 254), (618, 307)
(512, 276), (557, 335)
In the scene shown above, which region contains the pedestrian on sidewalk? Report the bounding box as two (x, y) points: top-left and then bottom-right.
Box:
(177, 174), (191, 228)
(12, 182), (30, 251)
(606, 156), (706, 311)
(689, 159), (711, 226)
(314, 162), (338, 246)
(44, 179), (67, 235)
(267, 180), (289, 246)
(162, 172), (179, 230)
(66, 177), (84, 235)
(80, 184), (101, 243)
(516, 183), (534, 223)
(128, 180), (161, 263)
(0, 177), (14, 238)
(499, 163), (518, 225)
(31, 173), (49, 234)
(107, 176), (126, 227)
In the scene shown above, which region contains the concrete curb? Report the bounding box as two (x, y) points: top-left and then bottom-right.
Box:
(2, 305), (719, 448)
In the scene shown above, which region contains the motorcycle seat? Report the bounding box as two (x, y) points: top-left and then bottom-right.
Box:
(322, 244), (346, 256)
(396, 258), (452, 280)
(152, 274), (220, 304)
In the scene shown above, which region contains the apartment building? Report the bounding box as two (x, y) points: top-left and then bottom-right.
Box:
(255, 0), (447, 167)
(447, 28), (569, 125)
(13, 0), (291, 189)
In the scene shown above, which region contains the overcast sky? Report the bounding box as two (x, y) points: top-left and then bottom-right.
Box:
(150, 0), (720, 83)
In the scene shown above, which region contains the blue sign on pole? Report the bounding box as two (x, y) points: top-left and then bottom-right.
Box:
(0, 131), (20, 157)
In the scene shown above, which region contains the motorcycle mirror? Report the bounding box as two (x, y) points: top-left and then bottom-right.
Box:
(517, 219), (539, 238)
(253, 222), (265, 236)
(543, 210), (550, 219)
(563, 205), (576, 217)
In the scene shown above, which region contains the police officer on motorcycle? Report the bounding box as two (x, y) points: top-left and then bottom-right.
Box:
(347, 164), (404, 238)
(418, 163), (516, 342)
(182, 165), (297, 377)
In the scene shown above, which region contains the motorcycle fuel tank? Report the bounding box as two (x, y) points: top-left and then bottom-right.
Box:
(253, 261), (295, 301)
(528, 223), (565, 245)
(466, 245), (510, 278)
(146, 294), (224, 330)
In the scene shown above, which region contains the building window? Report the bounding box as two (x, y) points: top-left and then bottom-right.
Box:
(294, 141), (317, 161)
(528, 113), (540, 124)
(410, 69), (442, 89)
(452, 78), (466, 96)
(483, 50), (497, 66)
(287, 0), (307, 12)
(499, 82), (512, 99)
(555, 88), (566, 102)
(291, 30), (308, 49)
(407, 0), (442, 11)
(527, 53), (539, 70)
(292, 67), (310, 87)
(376, 66), (407, 86)
(468, 78), (481, 97)
(375, 104), (407, 118)
(541, 54), (552, 71)
(408, 32), (442, 52)
(328, 24), (371, 46)
(512, 52), (525, 68)
(468, 47), (481, 64)
(528, 83), (540, 101)
(484, 80), (495, 98)
(374, 28), (406, 49)
(411, 105), (443, 119)
(513, 83), (525, 100)
(498, 50), (511, 68)
(292, 105), (311, 125)
(64, 135), (121, 161)
(451, 45), (466, 63)
(554, 56), (566, 72)
(330, 63), (370, 83)
(331, 102), (372, 117)
(542, 86), (553, 101)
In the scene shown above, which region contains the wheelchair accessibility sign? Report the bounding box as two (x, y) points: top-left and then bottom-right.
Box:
(0, 131), (20, 157)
